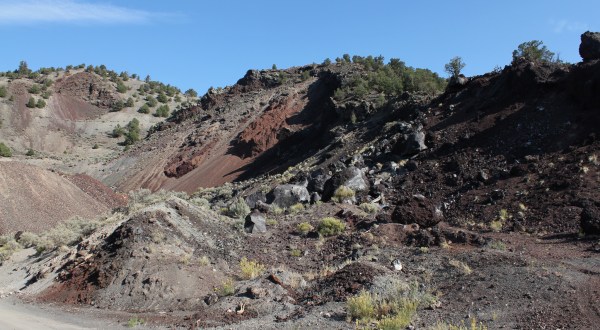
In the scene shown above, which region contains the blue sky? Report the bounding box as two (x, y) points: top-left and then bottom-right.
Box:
(0, 0), (597, 93)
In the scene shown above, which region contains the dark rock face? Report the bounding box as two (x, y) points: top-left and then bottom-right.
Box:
(579, 31), (600, 61)
(270, 184), (310, 209)
(244, 211), (267, 233)
(581, 201), (600, 235)
(392, 196), (443, 228)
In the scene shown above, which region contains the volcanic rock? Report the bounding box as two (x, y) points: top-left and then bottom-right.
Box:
(579, 31), (600, 61)
(244, 210), (267, 233)
(270, 184), (310, 209)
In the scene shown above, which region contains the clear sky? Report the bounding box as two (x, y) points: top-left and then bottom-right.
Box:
(0, 0), (597, 93)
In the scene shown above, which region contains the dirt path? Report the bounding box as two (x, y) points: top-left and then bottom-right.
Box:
(0, 297), (124, 329)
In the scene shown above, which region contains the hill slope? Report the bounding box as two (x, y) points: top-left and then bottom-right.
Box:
(0, 160), (125, 234)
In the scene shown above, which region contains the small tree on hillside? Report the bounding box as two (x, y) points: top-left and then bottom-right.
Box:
(26, 97), (36, 108)
(18, 60), (31, 76)
(444, 56), (466, 78)
(184, 88), (198, 98)
(124, 118), (141, 145)
(512, 40), (555, 63)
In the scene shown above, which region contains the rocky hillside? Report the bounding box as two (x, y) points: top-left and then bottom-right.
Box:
(0, 64), (199, 234)
(0, 64), (198, 175)
(0, 34), (599, 329)
(101, 59), (445, 193)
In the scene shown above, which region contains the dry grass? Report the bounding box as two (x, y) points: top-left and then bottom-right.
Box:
(332, 185), (355, 203)
(297, 222), (314, 235)
(240, 257), (266, 279)
(449, 259), (473, 275)
(318, 217), (346, 236)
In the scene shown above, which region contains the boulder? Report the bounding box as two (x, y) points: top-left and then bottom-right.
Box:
(245, 191), (266, 209)
(270, 184), (310, 209)
(322, 166), (370, 201)
(581, 201), (600, 235)
(392, 196), (443, 228)
(244, 211), (267, 233)
(394, 130), (427, 156)
(448, 74), (468, 88)
(307, 169), (331, 193)
(579, 31), (600, 61)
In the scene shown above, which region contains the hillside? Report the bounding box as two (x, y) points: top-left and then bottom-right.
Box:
(0, 64), (198, 175)
(0, 64), (198, 234)
(0, 160), (125, 234)
(0, 34), (599, 329)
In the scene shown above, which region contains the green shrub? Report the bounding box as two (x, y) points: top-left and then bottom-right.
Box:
(239, 257), (265, 279)
(116, 80), (127, 93)
(512, 40), (555, 63)
(28, 84), (41, 94)
(297, 222), (314, 235)
(112, 124), (125, 138)
(225, 198), (250, 218)
(0, 142), (12, 157)
(146, 96), (157, 107)
(318, 217), (345, 236)
(157, 92), (168, 103)
(41, 90), (52, 99)
(17, 232), (41, 248)
(26, 97), (36, 108)
(35, 98), (46, 108)
(0, 236), (21, 262)
(138, 104), (150, 114)
(125, 97), (134, 107)
(124, 118), (140, 145)
(155, 104), (170, 117)
(0, 86), (7, 98)
(26, 149), (35, 156)
(347, 290), (376, 320)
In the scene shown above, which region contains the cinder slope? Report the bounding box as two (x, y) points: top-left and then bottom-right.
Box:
(0, 160), (125, 234)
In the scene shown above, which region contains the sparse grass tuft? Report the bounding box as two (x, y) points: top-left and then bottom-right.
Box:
(198, 255), (210, 266)
(332, 185), (355, 203)
(359, 202), (379, 214)
(487, 240), (506, 251)
(127, 316), (145, 328)
(289, 203), (305, 214)
(297, 222), (314, 235)
(290, 249), (302, 257)
(449, 259), (473, 275)
(318, 217), (346, 237)
(347, 290), (377, 320)
(240, 257), (266, 279)
(217, 278), (235, 297)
